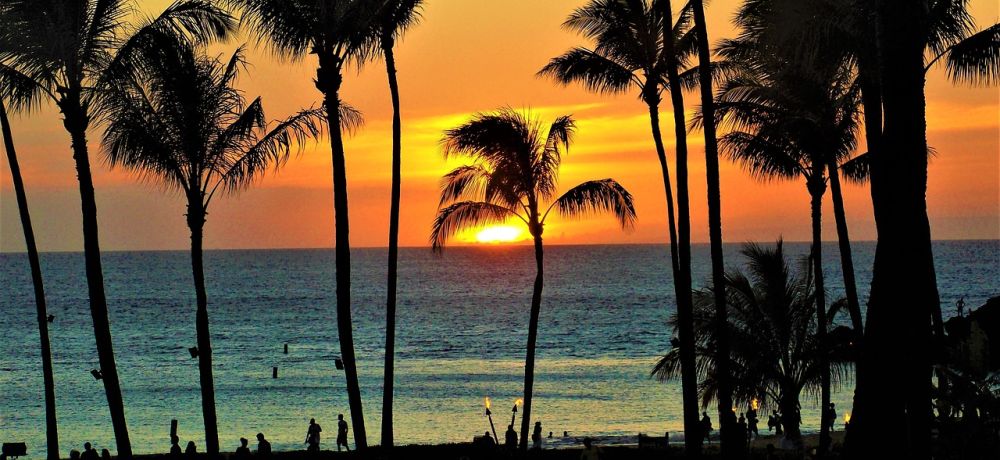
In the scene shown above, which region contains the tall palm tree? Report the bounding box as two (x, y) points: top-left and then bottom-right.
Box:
(371, 0), (423, 448)
(688, 0), (736, 453)
(0, 89), (58, 460)
(712, 29), (862, 452)
(654, 241), (856, 447)
(537, 2), (705, 450)
(99, 38), (324, 456)
(431, 109), (636, 452)
(0, 2), (234, 455)
(229, 0), (385, 448)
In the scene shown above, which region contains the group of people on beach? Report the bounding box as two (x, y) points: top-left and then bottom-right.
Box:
(159, 415), (349, 458)
(477, 421), (547, 451)
(66, 443), (110, 460)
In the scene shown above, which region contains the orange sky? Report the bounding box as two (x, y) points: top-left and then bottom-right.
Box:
(2, 0), (998, 252)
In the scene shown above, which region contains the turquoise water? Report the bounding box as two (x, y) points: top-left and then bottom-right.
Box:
(1, 242), (997, 455)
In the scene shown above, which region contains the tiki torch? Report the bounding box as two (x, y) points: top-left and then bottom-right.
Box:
(511, 398), (522, 428)
(484, 397), (499, 443)
(844, 412), (851, 430)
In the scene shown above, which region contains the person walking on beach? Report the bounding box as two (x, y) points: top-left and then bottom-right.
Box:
(532, 421), (543, 449)
(505, 424), (518, 450)
(701, 412), (713, 443)
(336, 414), (350, 452)
(255, 433), (271, 458)
(81, 443), (98, 460)
(170, 436), (182, 458)
(747, 406), (759, 438)
(826, 403), (837, 432)
(305, 418), (322, 452)
(185, 441), (197, 458)
(235, 438), (251, 460)
(579, 437), (602, 460)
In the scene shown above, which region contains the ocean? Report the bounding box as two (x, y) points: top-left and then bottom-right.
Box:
(2, 241), (997, 455)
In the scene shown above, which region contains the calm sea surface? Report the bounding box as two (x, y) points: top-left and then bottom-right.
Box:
(2, 241), (997, 455)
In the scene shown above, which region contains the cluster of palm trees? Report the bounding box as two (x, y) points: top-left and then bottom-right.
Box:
(2, 1), (996, 460)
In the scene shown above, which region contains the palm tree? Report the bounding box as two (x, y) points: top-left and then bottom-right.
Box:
(712, 34), (862, 453)
(371, 0), (423, 448)
(688, 0), (737, 453)
(229, 0), (387, 448)
(653, 241), (855, 447)
(0, 89), (58, 460)
(0, 2), (234, 455)
(431, 109), (636, 451)
(537, 1), (705, 450)
(99, 37), (324, 456)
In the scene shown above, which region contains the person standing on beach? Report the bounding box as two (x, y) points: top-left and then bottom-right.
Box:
(235, 438), (251, 460)
(101, 449), (111, 460)
(255, 433), (271, 458)
(184, 441), (197, 458)
(747, 406), (759, 438)
(336, 414), (349, 452)
(305, 418), (322, 452)
(827, 403), (837, 432)
(700, 412), (713, 443)
(505, 424), (518, 450)
(170, 436), (182, 458)
(532, 421), (543, 449)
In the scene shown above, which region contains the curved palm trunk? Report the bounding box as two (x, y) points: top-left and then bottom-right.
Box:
(647, 102), (681, 278)
(519, 228), (544, 452)
(187, 205), (219, 456)
(807, 175), (831, 455)
(850, 2), (937, 457)
(2, 100), (60, 460)
(689, 1), (735, 455)
(827, 163), (863, 334)
(381, 38), (402, 449)
(317, 55), (368, 450)
(58, 88), (132, 457)
(659, 2), (701, 450)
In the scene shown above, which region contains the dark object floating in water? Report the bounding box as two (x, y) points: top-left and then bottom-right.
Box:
(47, 314), (55, 323)
(2, 442), (27, 459)
(284, 343), (289, 354)
(188, 347), (199, 358)
(272, 366), (278, 379)
(90, 369), (103, 380)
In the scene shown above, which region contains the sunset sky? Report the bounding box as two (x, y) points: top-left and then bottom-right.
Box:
(1, 0), (997, 252)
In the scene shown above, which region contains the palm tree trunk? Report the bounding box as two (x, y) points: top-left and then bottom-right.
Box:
(778, 391), (802, 445)
(519, 228), (544, 452)
(827, 163), (863, 334)
(187, 204), (219, 456)
(2, 99), (60, 460)
(808, 176), (831, 456)
(57, 88), (132, 458)
(381, 38), (402, 449)
(659, 1), (700, 451)
(317, 54), (368, 450)
(689, 1), (735, 455)
(850, 2), (937, 457)
(646, 101), (681, 278)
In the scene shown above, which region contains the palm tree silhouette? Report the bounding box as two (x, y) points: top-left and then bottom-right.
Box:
(688, 0), (737, 453)
(0, 2), (234, 455)
(654, 240), (855, 447)
(711, 42), (862, 451)
(99, 37), (324, 456)
(431, 109), (636, 452)
(371, 0), (423, 448)
(537, 1), (705, 450)
(0, 90), (58, 459)
(229, 0), (386, 448)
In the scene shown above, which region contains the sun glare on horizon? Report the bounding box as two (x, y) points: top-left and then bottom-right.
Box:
(474, 225), (525, 244)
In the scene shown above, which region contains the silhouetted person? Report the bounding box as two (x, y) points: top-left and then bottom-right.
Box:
(481, 432), (496, 448)
(747, 407), (759, 438)
(256, 433), (271, 458)
(170, 436), (182, 457)
(81, 443), (98, 460)
(69, 450), (80, 460)
(767, 413), (776, 433)
(701, 412), (713, 443)
(305, 418), (322, 452)
(505, 424), (518, 450)
(235, 438), (251, 460)
(957, 296), (966, 317)
(336, 414), (349, 452)
(580, 437), (602, 460)
(563, 431), (569, 437)
(773, 411), (783, 436)
(737, 414), (748, 447)
(101, 449), (111, 460)
(185, 441), (197, 457)
(548, 431), (553, 439)
(826, 403), (837, 432)
(532, 421), (543, 449)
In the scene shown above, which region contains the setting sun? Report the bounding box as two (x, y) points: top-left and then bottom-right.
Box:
(475, 226), (525, 244)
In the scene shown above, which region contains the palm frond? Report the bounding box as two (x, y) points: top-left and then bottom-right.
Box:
(538, 47), (637, 95)
(439, 165), (491, 206)
(548, 179), (637, 229)
(944, 23), (1000, 86)
(838, 152), (870, 184)
(430, 201), (519, 252)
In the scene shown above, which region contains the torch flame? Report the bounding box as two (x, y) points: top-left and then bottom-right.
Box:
(485, 397), (491, 410)
(514, 399), (523, 406)
(751, 398), (759, 410)
(844, 412), (851, 424)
